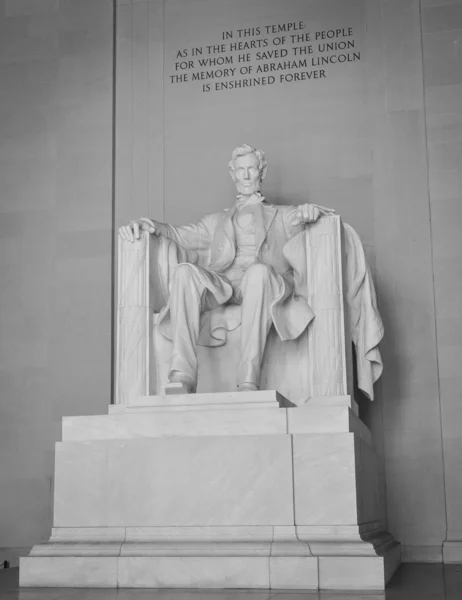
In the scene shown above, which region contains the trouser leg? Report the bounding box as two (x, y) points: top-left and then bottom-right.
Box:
(168, 264), (227, 387)
(237, 263), (277, 388)
(168, 264), (206, 386)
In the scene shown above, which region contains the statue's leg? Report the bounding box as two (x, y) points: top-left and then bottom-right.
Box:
(237, 263), (279, 390)
(168, 263), (222, 392)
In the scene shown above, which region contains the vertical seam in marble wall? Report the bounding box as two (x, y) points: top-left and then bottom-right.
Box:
(365, 0), (390, 533)
(418, 0), (449, 549)
(148, 2), (152, 217)
(111, 0), (117, 404)
(162, 0), (166, 222)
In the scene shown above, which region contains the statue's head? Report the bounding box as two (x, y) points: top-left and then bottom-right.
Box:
(228, 144), (268, 197)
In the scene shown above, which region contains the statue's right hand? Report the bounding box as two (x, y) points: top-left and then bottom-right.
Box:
(118, 218), (156, 242)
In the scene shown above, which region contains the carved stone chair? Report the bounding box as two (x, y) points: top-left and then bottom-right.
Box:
(116, 215), (355, 405)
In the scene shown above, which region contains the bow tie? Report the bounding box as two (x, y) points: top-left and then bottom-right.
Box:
(236, 193), (265, 210)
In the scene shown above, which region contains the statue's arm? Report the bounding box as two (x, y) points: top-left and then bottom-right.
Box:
(119, 215), (213, 251)
(153, 218), (212, 251)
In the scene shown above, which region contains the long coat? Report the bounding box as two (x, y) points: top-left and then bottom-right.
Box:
(155, 200), (315, 343)
(154, 202), (384, 400)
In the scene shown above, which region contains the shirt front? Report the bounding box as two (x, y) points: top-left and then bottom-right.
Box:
(223, 200), (266, 297)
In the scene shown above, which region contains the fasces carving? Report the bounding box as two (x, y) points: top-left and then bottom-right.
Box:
(116, 233), (153, 404)
(305, 216), (352, 397)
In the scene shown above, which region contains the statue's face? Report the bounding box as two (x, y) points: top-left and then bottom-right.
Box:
(233, 153), (261, 196)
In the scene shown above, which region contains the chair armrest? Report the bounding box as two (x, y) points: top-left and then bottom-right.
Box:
(302, 215), (353, 397)
(116, 232), (155, 404)
(115, 232), (193, 404)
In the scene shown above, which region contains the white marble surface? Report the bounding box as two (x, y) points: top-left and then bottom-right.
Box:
(20, 550), (399, 589)
(305, 395), (358, 414)
(287, 406), (371, 444)
(54, 441), (110, 527)
(50, 527), (125, 542)
(295, 522), (380, 540)
(269, 556), (318, 589)
(20, 540), (400, 589)
(29, 543), (122, 557)
(116, 232), (154, 405)
(23, 424), (399, 590)
(124, 525), (274, 542)
(54, 435), (294, 527)
(293, 433), (363, 525)
(65, 401), (370, 442)
(319, 556), (385, 590)
(117, 556), (270, 588)
(126, 390), (288, 408)
(20, 557), (118, 588)
(294, 522), (393, 557)
(24, 396), (397, 590)
(63, 408), (287, 441)
(118, 542), (274, 557)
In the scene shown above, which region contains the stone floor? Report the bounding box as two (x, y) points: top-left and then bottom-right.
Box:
(0, 564), (462, 599)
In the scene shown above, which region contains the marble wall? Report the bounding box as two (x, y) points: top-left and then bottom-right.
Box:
(115, 0), (462, 562)
(0, 0), (113, 559)
(0, 0), (461, 563)
(421, 0), (462, 562)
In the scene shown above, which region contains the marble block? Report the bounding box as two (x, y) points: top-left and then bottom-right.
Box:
(22, 399), (400, 590)
(124, 389), (292, 409)
(50, 527), (126, 542)
(63, 393), (367, 442)
(319, 546), (402, 591)
(117, 556), (272, 588)
(53, 435), (294, 527)
(63, 407), (288, 441)
(288, 406), (371, 444)
(293, 433), (379, 525)
(306, 395), (359, 414)
(269, 556), (319, 589)
(20, 557), (118, 588)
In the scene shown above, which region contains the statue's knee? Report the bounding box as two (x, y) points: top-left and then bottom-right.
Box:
(172, 263), (195, 286)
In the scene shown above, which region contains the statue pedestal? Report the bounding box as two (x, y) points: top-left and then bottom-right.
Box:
(20, 392), (400, 590)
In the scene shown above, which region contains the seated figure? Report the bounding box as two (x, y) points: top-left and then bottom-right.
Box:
(119, 144), (383, 397)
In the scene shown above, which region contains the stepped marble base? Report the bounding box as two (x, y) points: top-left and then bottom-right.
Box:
(21, 547), (401, 589)
(20, 391), (400, 590)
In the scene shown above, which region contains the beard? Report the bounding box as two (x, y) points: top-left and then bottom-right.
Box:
(236, 179), (261, 196)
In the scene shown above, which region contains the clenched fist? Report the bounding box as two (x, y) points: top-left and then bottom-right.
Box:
(118, 218), (156, 243)
(288, 203), (336, 227)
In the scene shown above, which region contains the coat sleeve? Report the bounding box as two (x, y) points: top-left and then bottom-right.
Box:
(343, 223), (384, 400)
(154, 214), (215, 251)
(279, 205), (305, 240)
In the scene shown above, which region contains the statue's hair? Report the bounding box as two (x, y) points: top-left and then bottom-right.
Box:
(228, 144), (268, 181)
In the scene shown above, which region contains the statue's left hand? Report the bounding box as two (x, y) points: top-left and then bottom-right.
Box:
(289, 203), (336, 226)
(119, 218), (156, 242)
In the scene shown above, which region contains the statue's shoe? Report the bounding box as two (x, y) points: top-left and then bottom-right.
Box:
(237, 382), (259, 392)
(165, 372), (196, 395)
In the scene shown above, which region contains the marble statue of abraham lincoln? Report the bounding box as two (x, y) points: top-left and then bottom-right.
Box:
(119, 144), (335, 393)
